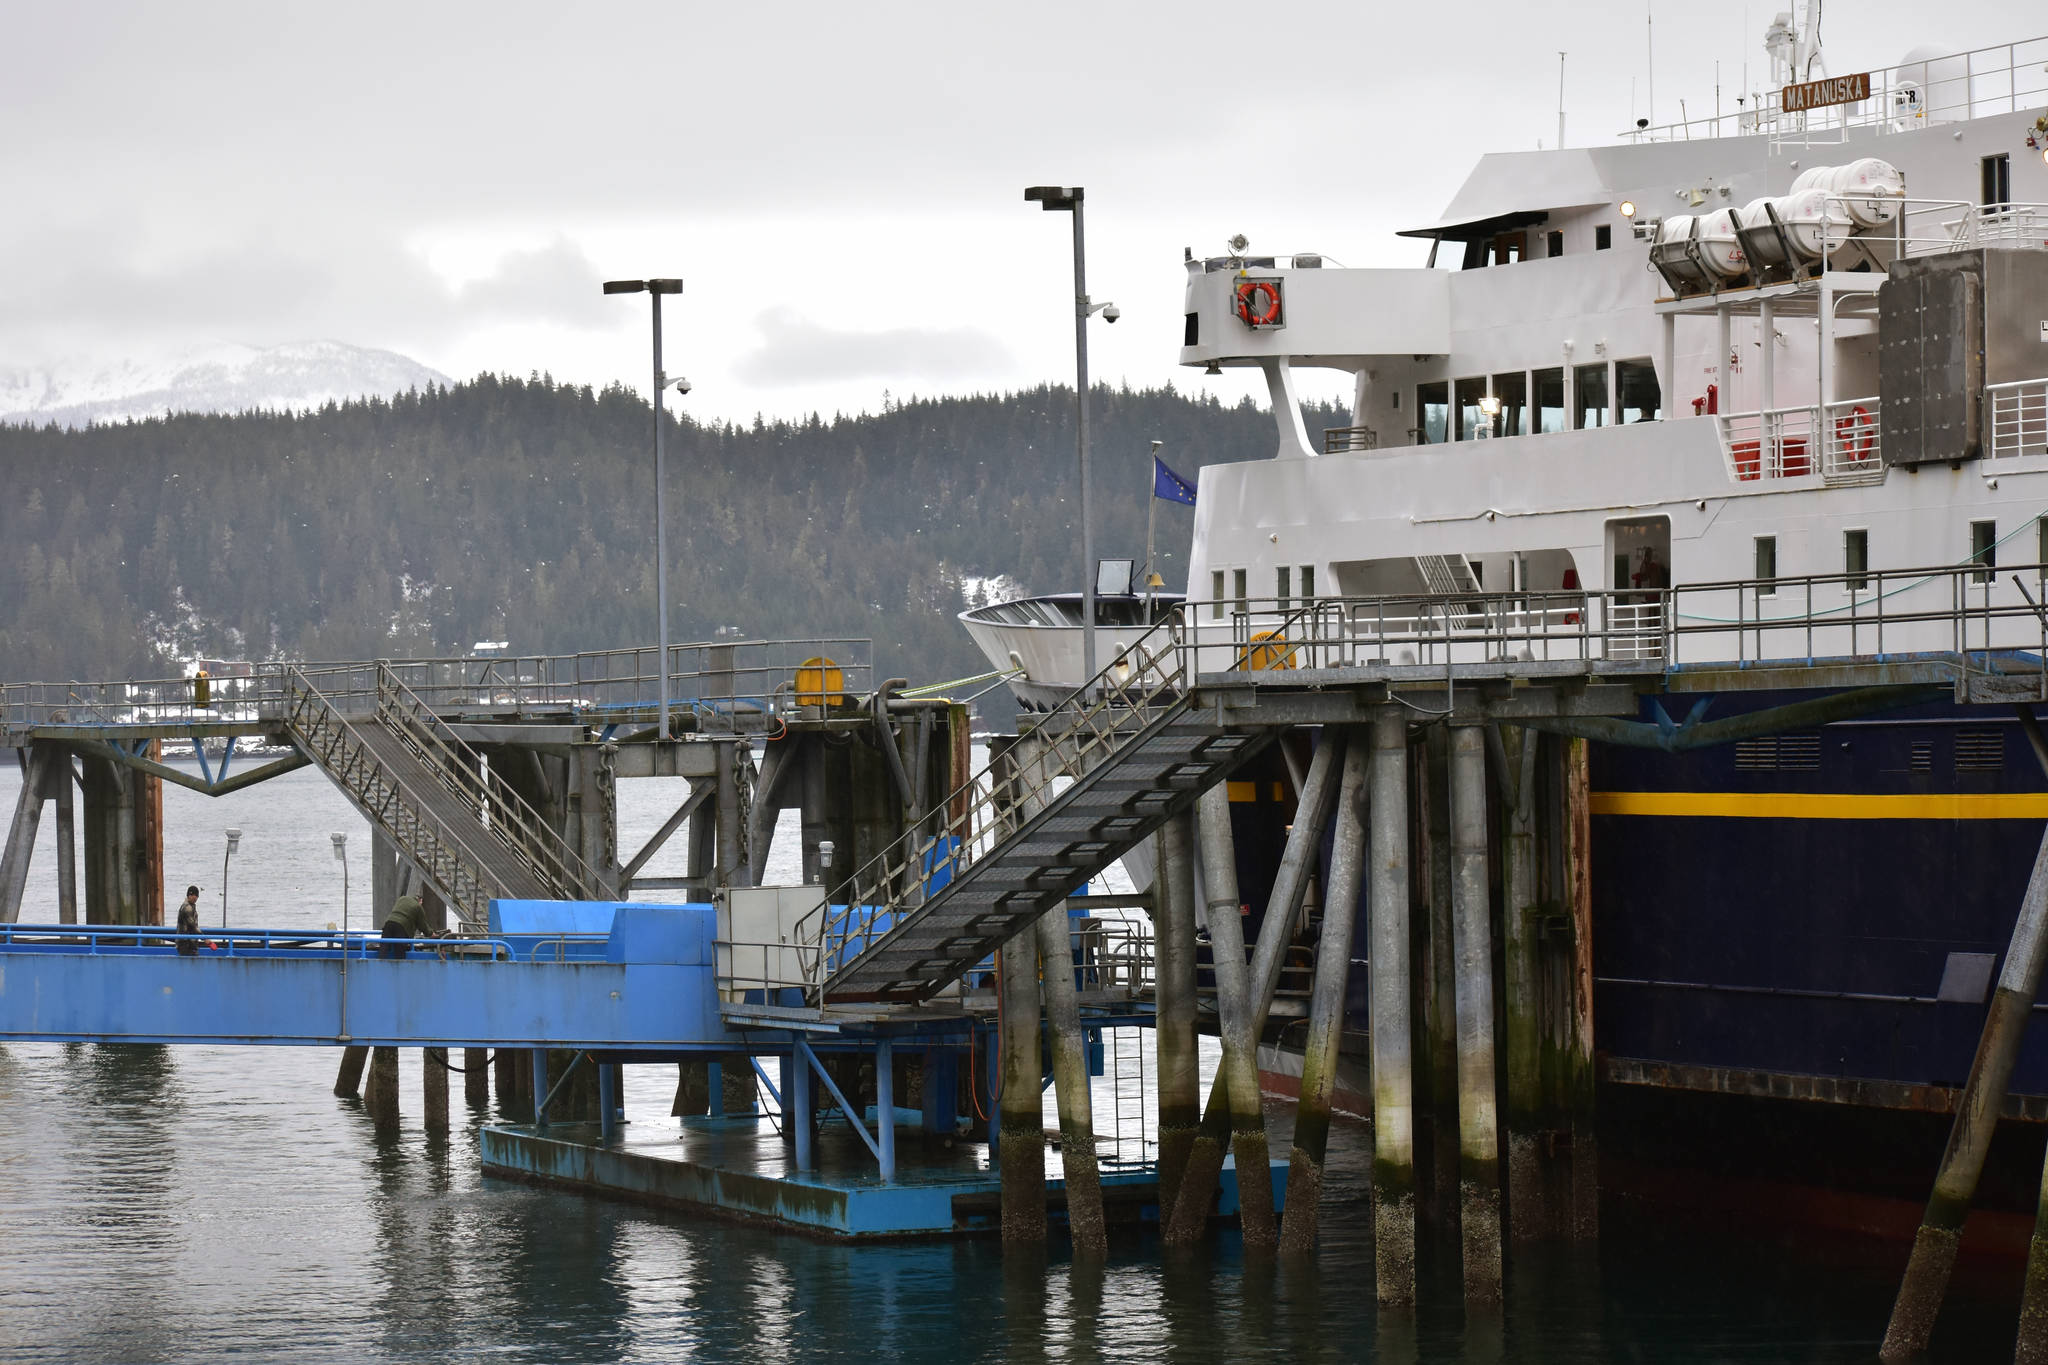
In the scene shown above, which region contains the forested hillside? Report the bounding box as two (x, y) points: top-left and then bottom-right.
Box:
(0, 375), (1345, 719)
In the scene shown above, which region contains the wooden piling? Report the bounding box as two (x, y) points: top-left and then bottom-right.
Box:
(1562, 736), (1599, 1239)
(672, 1060), (711, 1116)
(1448, 722), (1502, 1299)
(423, 1048), (450, 1133)
(1497, 724), (1547, 1241)
(1153, 814), (1200, 1220)
(1415, 725), (1459, 1237)
(495, 1048), (521, 1118)
(333, 1045), (369, 1099)
(463, 1048), (490, 1107)
(1369, 708), (1417, 1307)
(365, 1046), (400, 1128)
(1038, 902), (1107, 1257)
(1883, 807), (2048, 1355)
(1280, 730), (1370, 1255)
(1166, 783), (1247, 1247)
(997, 931), (1047, 1244)
(2019, 1148), (2048, 1365)
(1170, 734), (1348, 1248)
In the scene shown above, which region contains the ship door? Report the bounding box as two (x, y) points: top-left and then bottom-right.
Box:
(1605, 516), (1671, 660)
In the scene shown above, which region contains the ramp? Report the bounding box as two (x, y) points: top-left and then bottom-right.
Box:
(815, 627), (1268, 1003)
(283, 666), (607, 928)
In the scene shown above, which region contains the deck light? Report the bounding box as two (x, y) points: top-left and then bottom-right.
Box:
(1619, 199), (1637, 218)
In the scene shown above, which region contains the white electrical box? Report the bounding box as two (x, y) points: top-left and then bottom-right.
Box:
(715, 885), (826, 1001)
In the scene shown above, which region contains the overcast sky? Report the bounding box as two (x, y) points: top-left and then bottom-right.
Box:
(1, 1), (2027, 421)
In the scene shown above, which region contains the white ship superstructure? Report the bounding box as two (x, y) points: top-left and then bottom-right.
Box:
(1169, 25), (2048, 672)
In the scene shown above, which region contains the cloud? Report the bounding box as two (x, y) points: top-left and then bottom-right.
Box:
(0, 231), (609, 363)
(732, 308), (1015, 388)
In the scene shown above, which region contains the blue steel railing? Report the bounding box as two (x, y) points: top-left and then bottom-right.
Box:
(0, 923), (529, 959)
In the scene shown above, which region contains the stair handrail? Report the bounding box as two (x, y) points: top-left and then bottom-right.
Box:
(281, 668), (509, 929)
(371, 665), (611, 901)
(801, 606), (1195, 995)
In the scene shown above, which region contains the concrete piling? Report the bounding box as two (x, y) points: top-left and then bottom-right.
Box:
(1884, 802), (2048, 1354)
(1280, 730), (1370, 1255)
(1369, 708), (1417, 1307)
(365, 1046), (400, 1128)
(2020, 1148), (2048, 1365)
(423, 1048), (449, 1133)
(1496, 723), (1547, 1241)
(1449, 722), (1502, 1299)
(333, 1045), (369, 1099)
(464, 1049), (490, 1107)
(1037, 902), (1107, 1257)
(1153, 814), (1200, 1220)
(1415, 725), (1459, 1237)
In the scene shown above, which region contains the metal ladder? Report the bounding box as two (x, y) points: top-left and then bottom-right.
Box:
(283, 666), (608, 929)
(808, 609), (1270, 1003)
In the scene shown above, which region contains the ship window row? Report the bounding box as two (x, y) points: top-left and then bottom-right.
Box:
(1208, 564), (1316, 619)
(1749, 520), (2029, 599)
(1415, 359), (1661, 444)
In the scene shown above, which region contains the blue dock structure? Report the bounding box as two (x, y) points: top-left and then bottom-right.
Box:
(8, 568), (2048, 1261)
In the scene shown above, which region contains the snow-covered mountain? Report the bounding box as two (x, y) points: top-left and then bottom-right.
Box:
(0, 341), (452, 428)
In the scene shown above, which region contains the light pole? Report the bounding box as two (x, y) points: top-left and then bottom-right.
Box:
(604, 277), (686, 740)
(221, 827), (242, 927)
(1025, 186), (1118, 688)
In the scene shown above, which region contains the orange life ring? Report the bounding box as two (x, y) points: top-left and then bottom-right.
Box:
(1235, 280), (1282, 327)
(1834, 405), (1874, 460)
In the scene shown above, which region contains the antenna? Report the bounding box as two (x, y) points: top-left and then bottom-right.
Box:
(1647, 1), (1655, 128)
(1557, 51), (1566, 149)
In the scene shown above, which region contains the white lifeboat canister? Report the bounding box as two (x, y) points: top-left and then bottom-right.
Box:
(1770, 189), (1834, 261)
(1789, 165), (1833, 194)
(1649, 215), (1707, 290)
(1822, 158), (1906, 230)
(1696, 208), (1747, 278)
(1736, 198), (1791, 264)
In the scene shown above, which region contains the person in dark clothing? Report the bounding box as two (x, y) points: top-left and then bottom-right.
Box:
(176, 885), (201, 956)
(380, 894), (432, 960)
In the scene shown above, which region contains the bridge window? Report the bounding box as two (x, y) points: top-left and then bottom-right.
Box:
(1299, 564), (1315, 601)
(1233, 568), (1249, 616)
(1845, 528), (1869, 591)
(1573, 363), (1610, 429)
(1971, 521), (1997, 583)
(1276, 565), (1291, 609)
(1492, 371), (1529, 437)
(1211, 570), (1225, 619)
(1755, 536), (1778, 598)
(1534, 368), (1566, 433)
(1454, 377), (1489, 441)
(1184, 312), (1199, 346)
(1616, 359), (1662, 422)
(2037, 517), (2048, 581)
(1596, 225), (1613, 250)
(1547, 230), (1564, 258)
(1417, 381), (1449, 444)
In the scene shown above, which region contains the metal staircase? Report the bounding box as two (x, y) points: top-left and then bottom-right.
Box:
(283, 666), (608, 929)
(809, 613), (1270, 1004)
(1416, 554), (1481, 595)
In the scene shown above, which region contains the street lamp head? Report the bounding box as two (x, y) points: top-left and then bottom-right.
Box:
(647, 279), (683, 294)
(329, 831), (347, 861)
(224, 827), (242, 855)
(602, 280), (647, 295)
(1151, 439), (1164, 452)
(1024, 185), (1082, 211)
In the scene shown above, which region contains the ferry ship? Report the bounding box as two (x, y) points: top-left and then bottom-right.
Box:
(966, 13), (2048, 1201)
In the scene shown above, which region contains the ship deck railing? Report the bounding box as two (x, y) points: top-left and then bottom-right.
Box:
(1176, 562), (2048, 685)
(0, 636), (874, 736)
(1991, 379), (2048, 463)
(1618, 34), (2048, 149)
(1718, 396), (1884, 485)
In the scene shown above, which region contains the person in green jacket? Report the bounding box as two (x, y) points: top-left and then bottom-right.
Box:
(380, 894), (434, 960)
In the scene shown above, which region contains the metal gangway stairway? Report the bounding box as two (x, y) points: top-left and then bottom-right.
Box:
(811, 623), (1271, 1004)
(282, 665), (609, 929)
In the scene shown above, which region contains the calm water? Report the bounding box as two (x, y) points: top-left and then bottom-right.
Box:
(0, 761), (2024, 1361)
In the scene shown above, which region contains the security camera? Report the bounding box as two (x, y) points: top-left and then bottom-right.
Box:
(1103, 304), (1121, 324)
(667, 375), (692, 394)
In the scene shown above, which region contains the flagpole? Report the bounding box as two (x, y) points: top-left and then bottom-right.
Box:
(1145, 442), (1160, 610)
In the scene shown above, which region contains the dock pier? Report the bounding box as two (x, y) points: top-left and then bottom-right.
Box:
(9, 566), (2048, 1342)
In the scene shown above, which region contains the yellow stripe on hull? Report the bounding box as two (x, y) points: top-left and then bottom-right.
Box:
(1590, 791), (2048, 820)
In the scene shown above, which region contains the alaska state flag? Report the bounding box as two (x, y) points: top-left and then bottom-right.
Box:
(1153, 455), (1197, 506)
